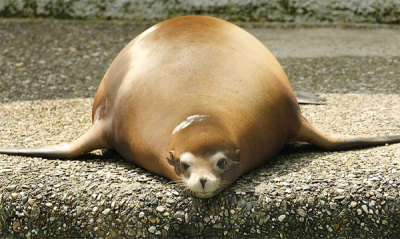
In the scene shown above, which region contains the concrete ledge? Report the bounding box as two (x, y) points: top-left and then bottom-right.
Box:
(1, 19), (400, 238)
(1, 129), (400, 238)
(0, 0), (399, 23)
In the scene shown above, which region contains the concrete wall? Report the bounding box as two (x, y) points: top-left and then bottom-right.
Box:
(0, 0), (399, 23)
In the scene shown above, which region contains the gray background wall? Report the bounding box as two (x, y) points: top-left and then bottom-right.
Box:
(0, 0), (399, 23)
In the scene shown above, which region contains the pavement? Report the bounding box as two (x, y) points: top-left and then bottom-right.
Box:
(0, 19), (399, 238)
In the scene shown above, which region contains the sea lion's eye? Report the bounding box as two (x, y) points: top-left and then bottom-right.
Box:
(217, 158), (227, 169)
(182, 163), (190, 170)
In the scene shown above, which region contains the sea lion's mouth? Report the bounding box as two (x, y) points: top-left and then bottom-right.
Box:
(192, 191), (218, 198)
(192, 187), (227, 198)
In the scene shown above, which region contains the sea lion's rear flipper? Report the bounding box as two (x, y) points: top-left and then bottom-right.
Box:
(0, 121), (110, 159)
(295, 91), (326, 105)
(292, 117), (400, 150)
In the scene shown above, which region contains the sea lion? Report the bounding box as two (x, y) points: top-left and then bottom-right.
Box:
(1, 16), (399, 198)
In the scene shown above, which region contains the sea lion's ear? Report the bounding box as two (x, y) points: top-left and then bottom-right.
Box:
(234, 148), (240, 162)
(168, 150), (176, 160)
(167, 150), (183, 175)
(167, 150), (177, 165)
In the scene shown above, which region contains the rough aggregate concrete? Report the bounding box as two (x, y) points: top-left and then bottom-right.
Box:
(1, 0), (400, 23)
(0, 19), (400, 238)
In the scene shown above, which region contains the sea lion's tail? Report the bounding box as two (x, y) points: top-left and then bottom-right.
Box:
(293, 117), (400, 150)
(0, 122), (110, 159)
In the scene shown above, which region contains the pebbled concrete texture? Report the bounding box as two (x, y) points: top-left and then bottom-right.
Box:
(0, 19), (400, 238)
(0, 0), (400, 23)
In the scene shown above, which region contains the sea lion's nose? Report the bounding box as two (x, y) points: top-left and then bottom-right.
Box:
(200, 178), (207, 189)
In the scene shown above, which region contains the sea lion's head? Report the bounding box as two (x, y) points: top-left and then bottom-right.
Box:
(167, 147), (240, 198)
(168, 115), (241, 198)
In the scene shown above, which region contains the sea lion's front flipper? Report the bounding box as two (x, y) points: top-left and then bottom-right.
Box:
(0, 121), (111, 159)
(291, 116), (400, 150)
(295, 91), (326, 105)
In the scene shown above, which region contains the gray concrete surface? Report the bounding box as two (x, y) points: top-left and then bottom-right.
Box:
(1, 0), (400, 23)
(0, 19), (399, 238)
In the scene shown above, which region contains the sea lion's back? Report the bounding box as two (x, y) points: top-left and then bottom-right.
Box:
(92, 16), (299, 162)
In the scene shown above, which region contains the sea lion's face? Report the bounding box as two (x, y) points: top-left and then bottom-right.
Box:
(168, 149), (240, 198)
